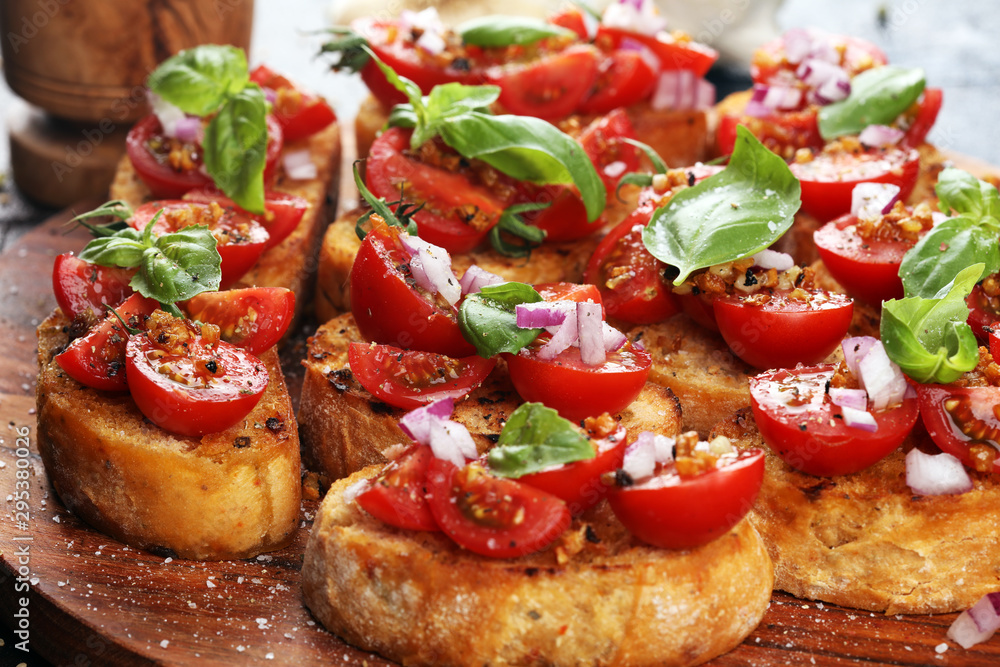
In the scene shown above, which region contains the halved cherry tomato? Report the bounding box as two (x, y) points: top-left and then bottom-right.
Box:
(902, 88), (943, 147)
(535, 282), (603, 315)
(356, 444), (439, 531)
(487, 45), (600, 120)
(425, 458), (571, 558)
(348, 342), (496, 409)
(584, 206), (679, 324)
(130, 201), (269, 289)
(366, 127), (507, 253)
(184, 188), (308, 250)
(915, 384), (1000, 474)
(607, 448), (764, 549)
(250, 64), (336, 142)
(55, 293), (157, 391)
(967, 282), (1000, 343)
(183, 287), (294, 356)
(126, 114), (283, 199)
(578, 50), (657, 115)
(517, 422), (627, 514)
(790, 146), (920, 223)
(513, 185), (592, 243)
(716, 104), (823, 159)
(596, 26), (718, 77)
(504, 338), (651, 422)
(750, 365), (919, 476)
(547, 7), (589, 41)
(350, 218), (474, 356)
(578, 107), (640, 197)
(125, 310), (269, 437)
(714, 289), (853, 369)
(813, 214), (916, 306)
(52, 253), (135, 319)
(676, 291), (719, 331)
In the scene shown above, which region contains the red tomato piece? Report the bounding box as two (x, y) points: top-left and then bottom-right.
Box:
(517, 422), (627, 514)
(577, 50), (658, 115)
(514, 185), (593, 243)
(55, 293), (158, 391)
(584, 206), (679, 324)
(714, 289), (853, 369)
(366, 127), (508, 253)
(250, 64), (336, 142)
(350, 219), (474, 356)
(790, 146), (920, 223)
(902, 88), (943, 147)
(915, 384), (1000, 474)
(596, 26), (718, 77)
(504, 338), (651, 423)
(52, 253), (135, 319)
(130, 200), (269, 289)
(966, 283), (1000, 343)
(750, 365), (920, 476)
(125, 311), (269, 437)
(578, 108), (640, 197)
(716, 106), (823, 159)
(676, 291), (719, 331)
(534, 282), (603, 314)
(990, 322), (1000, 361)
(607, 448), (764, 549)
(813, 214), (915, 306)
(356, 444), (439, 531)
(184, 188), (308, 250)
(547, 7), (589, 40)
(183, 287), (295, 356)
(487, 45), (600, 120)
(425, 458), (571, 558)
(348, 341), (496, 409)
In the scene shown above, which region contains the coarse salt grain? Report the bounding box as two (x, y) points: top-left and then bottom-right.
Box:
(935, 643), (948, 654)
(160, 640), (169, 649)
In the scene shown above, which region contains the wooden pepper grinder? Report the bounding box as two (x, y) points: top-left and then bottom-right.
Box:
(1, 0), (254, 208)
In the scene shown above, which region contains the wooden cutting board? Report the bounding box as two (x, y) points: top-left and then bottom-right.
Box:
(2, 169), (1000, 667)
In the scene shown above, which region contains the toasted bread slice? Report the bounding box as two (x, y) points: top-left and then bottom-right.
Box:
(298, 313), (683, 481)
(303, 467), (773, 667)
(109, 122), (340, 323)
(711, 408), (1000, 614)
(35, 309), (302, 561)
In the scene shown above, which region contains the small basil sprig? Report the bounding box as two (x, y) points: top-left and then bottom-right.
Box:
(489, 202), (549, 258)
(881, 264), (982, 384)
(456, 16), (573, 48)
(642, 125), (801, 284)
(319, 26), (371, 73)
(487, 403), (593, 478)
(818, 65), (926, 140)
(614, 138), (667, 199)
(146, 45), (268, 214)
(457, 281), (542, 358)
(899, 169), (1000, 299)
(352, 161), (420, 240)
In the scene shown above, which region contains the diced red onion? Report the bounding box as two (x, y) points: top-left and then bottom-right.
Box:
(148, 92), (187, 138)
(602, 323), (627, 352)
(398, 397), (455, 443)
(851, 183), (901, 221)
(399, 7), (444, 35)
(857, 339), (908, 411)
(743, 85), (773, 119)
(763, 84), (803, 111)
(401, 235), (461, 306)
(906, 448), (973, 496)
(577, 302), (605, 366)
(752, 249), (794, 271)
(538, 308), (578, 360)
(623, 432), (676, 482)
(416, 29), (445, 56)
(603, 0), (667, 37)
(840, 405), (878, 432)
(516, 302), (569, 329)
(782, 28), (813, 65)
(283, 149), (317, 180)
(427, 418), (478, 468)
(173, 116), (202, 143)
(651, 71), (715, 111)
(459, 265), (503, 295)
(829, 387), (868, 411)
(263, 87), (277, 104)
(931, 211), (949, 226)
(619, 38), (661, 72)
(949, 593), (1000, 648)
(842, 336), (878, 378)
(807, 33), (840, 64)
(859, 124), (905, 148)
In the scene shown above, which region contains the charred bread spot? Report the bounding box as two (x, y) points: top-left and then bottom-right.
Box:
(326, 369), (352, 392)
(265, 416), (284, 433)
(233, 436), (251, 449)
(368, 400), (394, 415)
(585, 525), (601, 544)
(484, 433), (500, 443)
(801, 480), (834, 502)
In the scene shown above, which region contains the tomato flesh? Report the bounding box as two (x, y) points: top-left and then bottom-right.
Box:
(915, 384), (1000, 474)
(250, 64), (336, 142)
(750, 365), (919, 476)
(183, 287), (294, 356)
(425, 458), (570, 558)
(184, 188), (308, 250)
(488, 45), (600, 120)
(607, 449), (764, 550)
(990, 322), (1000, 361)
(348, 342), (496, 409)
(714, 289), (853, 370)
(717, 105), (823, 159)
(356, 445), (439, 531)
(577, 49), (657, 115)
(52, 253), (135, 319)
(596, 27), (718, 78)
(967, 284), (1000, 343)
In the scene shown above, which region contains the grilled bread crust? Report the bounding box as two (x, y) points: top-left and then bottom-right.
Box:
(711, 408), (1000, 615)
(109, 121), (341, 324)
(36, 309), (302, 561)
(302, 467), (774, 667)
(298, 313), (683, 482)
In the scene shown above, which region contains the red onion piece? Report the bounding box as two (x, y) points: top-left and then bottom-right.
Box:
(840, 405), (878, 432)
(950, 592), (1000, 649)
(427, 418), (478, 468)
(459, 265), (504, 295)
(577, 302), (605, 365)
(148, 92), (187, 138)
(851, 183), (901, 221)
(603, 0), (667, 36)
(842, 336), (878, 377)
(857, 340), (908, 410)
(399, 7), (443, 35)
(906, 448), (973, 496)
(622, 436), (656, 481)
(515, 302), (569, 329)
(752, 249), (794, 271)
(416, 29), (445, 56)
(829, 387), (868, 411)
(263, 87), (277, 104)
(538, 308), (578, 360)
(782, 28), (813, 65)
(173, 116), (202, 143)
(283, 149), (317, 180)
(763, 84), (803, 111)
(401, 235), (461, 306)
(651, 71), (715, 111)
(602, 323), (627, 352)
(398, 397), (456, 443)
(858, 124), (905, 148)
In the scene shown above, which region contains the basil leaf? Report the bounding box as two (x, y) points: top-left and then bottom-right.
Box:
(352, 162), (419, 239)
(427, 83), (501, 117)
(78, 235), (145, 269)
(818, 66), (925, 140)
(319, 27), (371, 73)
(487, 403), (594, 478)
(438, 111), (605, 222)
(643, 125), (801, 284)
(489, 202), (549, 257)
(622, 138), (667, 175)
(899, 216), (1000, 298)
(458, 282), (542, 358)
(936, 167), (1000, 220)
(881, 264), (982, 384)
(202, 86), (268, 215)
(69, 199), (133, 227)
(368, 47), (424, 113)
(387, 104), (418, 129)
(147, 45), (249, 117)
(457, 16), (573, 48)
(130, 225), (222, 304)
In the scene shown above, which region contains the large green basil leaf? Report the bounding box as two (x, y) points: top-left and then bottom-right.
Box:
(457, 282), (542, 358)
(202, 86), (268, 215)
(426, 83), (501, 117)
(936, 167), (1000, 221)
(818, 66), (925, 140)
(881, 264), (982, 384)
(457, 16), (573, 47)
(642, 125), (801, 284)
(147, 45), (249, 117)
(78, 235), (145, 269)
(130, 225), (222, 304)
(899, 216), (1000, 299)
(487, 403), (594, 478)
